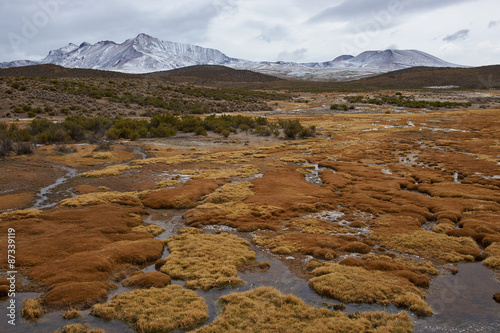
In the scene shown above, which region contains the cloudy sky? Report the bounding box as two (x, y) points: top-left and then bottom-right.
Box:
(1, 0), (499, 66)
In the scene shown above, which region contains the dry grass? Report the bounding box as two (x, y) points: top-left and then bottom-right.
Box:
(79, 164), (141, 178)
(122, 272), (171, 288)
(194, 287), (414, 333)
(59, 191), (143, 207)
(199, 182), (254, 206)
(160, 227), (256, 290)
(156, 179), (182, 188)
(252, 232), (371, 259)
(54, 323), (104, 333)
(90, 285), (207, 332)
(360, 254), (438, 276)
(90, 152), (114, 160)
(131, 155), (196, 165)
(371, 229), (480, 263)
(0, 192), (34, 210)
(62, 308), (82, 319)
(0, 208), (41, 221)
(131, 224), (166, 236)
(291, 218), (350, 235)
(0, 204), (164, 309)
(21, 298), (43, 321)
(141, 179), (226, 209)
(483, 242), (500, 269)
(179, 164), (261, 179)
(309, 263), (432, 317)
(279, 156), (308, 164)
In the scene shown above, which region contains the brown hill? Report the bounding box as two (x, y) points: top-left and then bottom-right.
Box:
(146, 65), (284, 87)
(0, 64), (134, 79)
(346, 65), (500, 90)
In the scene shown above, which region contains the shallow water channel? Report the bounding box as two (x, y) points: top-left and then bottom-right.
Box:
(3, 208), (499, 332)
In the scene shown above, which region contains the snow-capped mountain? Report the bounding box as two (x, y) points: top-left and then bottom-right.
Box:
(0, 34), (235, 73)
(228, 49), (463, 81)
(0, 33), (464, 81)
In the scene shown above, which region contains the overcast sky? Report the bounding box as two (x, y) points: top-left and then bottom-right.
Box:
(1, 0), (499, 66)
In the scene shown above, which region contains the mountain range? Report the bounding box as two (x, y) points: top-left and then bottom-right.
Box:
(0, 33), (464, 81)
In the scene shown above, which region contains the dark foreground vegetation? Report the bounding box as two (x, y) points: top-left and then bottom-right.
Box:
(0, 114), (315, 157)
(345, 93), (472, 109)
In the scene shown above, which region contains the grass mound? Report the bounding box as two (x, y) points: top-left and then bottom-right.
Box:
(79, 164), (141, 178)
(141, 179), (226, 209)
(60, 191), (143, 207)
(199, 182), (254, 206)
(309, 263), (432, 317)
(194, 287), (414, 333)
(90, 285), (207, 332)
(122, 272), (172, 288)
(131, 224), (166, 236)
(160, 227), (256, 290)
(484, 242), (500, 269)
(179, 164), (261, 180)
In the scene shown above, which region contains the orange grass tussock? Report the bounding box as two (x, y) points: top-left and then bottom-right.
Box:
(194, 287), (414, 333)
(122, 272), (172, 288)
(0, 204), (164, 309)
(309, 263), (433, 317)
(141, 179), (226, 209)
(160, 227), (256, 290)
(90, 285), (207, 332)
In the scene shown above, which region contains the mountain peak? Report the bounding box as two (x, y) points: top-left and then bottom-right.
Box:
(0, 34), (465, 80)
(133, 33), (158, 43)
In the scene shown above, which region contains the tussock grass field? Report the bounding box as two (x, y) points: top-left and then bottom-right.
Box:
(0, 76), (499, 332)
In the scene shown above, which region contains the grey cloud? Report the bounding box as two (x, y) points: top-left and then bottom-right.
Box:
(258, 25), (289, 43)
(307, 0), (473, 27)
(443, 29), (470, 42)
(277, 48), (308, 61)
(488, 20), (499, 28)
(0, 0), (235, 61)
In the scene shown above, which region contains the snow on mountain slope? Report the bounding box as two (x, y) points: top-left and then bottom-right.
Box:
(36, 33), (234, 73)
(0, 33), (464, 81)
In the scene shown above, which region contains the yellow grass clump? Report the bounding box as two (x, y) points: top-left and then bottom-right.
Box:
(160, 227), (256, 290)
(371, 230), (480, 263)
(0, 208), (41, 221)
(483, 242), (500, 269)
(309, 263), (432, 317)
(199, 182), (254, 206)
(90, 285), (207, 332)
(194, 287), (414, 333)
(79, 164), (141, 178)
(132, 224), (166, 236)
(60, 191), (143, 207)
(62, 308), (82, 320)
(90, 152), (113, 160)
(131, 156), (196, 165)
(156, 179), (182, 188)
(54, 323), (104, 333)
(280, 156), (308, 164)
(179, 164), (261, 180)
(291, 218), (350, 235)
(21, 298), (44, 321)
